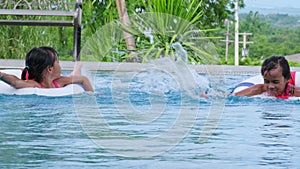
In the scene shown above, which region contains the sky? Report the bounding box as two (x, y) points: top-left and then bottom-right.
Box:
(240, 0), (300, 15)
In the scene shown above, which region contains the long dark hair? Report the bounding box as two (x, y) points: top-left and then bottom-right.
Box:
(21, 46), (58, 82)
(261, 56), (291, 80)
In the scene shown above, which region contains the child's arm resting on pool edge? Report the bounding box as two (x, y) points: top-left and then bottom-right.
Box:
(234, 84), (265, 96)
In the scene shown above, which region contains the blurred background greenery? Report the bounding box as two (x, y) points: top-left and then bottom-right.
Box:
(0, 0), (299, 66)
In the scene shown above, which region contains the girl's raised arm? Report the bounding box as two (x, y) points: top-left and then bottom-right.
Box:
(0, 71), (39, 89)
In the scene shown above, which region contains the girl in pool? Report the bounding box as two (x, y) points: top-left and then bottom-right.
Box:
(234, 56), (300, 98)
(200, 56), (300, 99)
(0, 46), (93, 92)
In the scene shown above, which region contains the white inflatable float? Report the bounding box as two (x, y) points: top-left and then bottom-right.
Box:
(232, 71), (300, 99)
(232, 75), (264, 94)
(0, 69), (85, 96)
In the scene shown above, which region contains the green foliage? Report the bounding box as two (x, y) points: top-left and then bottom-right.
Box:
(81, 12), (221, 64)
(142, 0), (204, 26)
(288, 61), (300, 67)
(130, 13), (221, 64)
(244, 15), (300, 61)
(0, 22), (73, 60)
(239, 57), (262, 66)
(220, 55), (262, 66)
(130, 0), (218, 63)
(260, 14), (300, 28)
(81, 0), (144, 40)
(217, 12), (300, 65)
(198, 0), (245, 29)
(0, 0), (245, 63)
(81, 0), (245, 63)
(0, 1), (77, 60)
(81, 0), (245, 36)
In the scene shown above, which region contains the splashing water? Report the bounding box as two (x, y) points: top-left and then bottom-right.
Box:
(171, 42), (188, 63)
(144, 28), (154, 44)
(78, 12), (225, 157)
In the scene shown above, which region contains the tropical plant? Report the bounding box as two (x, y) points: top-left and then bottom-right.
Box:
(80, 0), (246, 63)
(0, 0), (246, 62)
(82, 13), (221, 65)
(81, 0), (143, 40)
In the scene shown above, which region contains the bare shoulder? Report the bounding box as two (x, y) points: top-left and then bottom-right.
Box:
(15, 79), (40, 88)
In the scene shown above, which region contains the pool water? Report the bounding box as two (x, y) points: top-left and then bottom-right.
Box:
(1, 71), (300, 169)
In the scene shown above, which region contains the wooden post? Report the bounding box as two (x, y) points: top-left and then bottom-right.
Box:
(234, 0), (239, 66)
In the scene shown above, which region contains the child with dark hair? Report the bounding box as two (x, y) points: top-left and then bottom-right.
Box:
(21, 46), (58, 83)
(235, 56), (300, 98)
(0, 46), (93, 92)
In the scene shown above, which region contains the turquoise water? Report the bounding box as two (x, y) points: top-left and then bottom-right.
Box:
(1, 71), (300, 169)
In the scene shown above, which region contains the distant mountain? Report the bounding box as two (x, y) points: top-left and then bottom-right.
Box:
(239, 13), (300, 28)
(240, 7), (300, 16)
(240, 0), (300, 16)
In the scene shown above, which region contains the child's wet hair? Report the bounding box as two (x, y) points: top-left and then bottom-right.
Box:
(261, 56), (291, 80)
(21, 46), (58, 82)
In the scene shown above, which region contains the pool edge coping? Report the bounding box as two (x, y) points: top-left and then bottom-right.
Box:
(1, 59), (300, 74)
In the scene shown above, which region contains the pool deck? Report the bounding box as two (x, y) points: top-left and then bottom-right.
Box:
(1, 59), (300, 74)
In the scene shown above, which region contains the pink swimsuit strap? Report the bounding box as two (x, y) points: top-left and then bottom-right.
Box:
(52, 80), (60, 88)
(39, 80), (60, 88)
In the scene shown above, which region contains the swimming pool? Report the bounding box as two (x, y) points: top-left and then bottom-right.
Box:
(1, 70), (300, 169)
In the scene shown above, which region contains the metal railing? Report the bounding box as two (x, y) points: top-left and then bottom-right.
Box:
(0, 0), (82, 61)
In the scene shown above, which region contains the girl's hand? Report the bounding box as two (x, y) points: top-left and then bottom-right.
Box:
(200, 91), (209, 98)
(70, 62), (83, 76)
